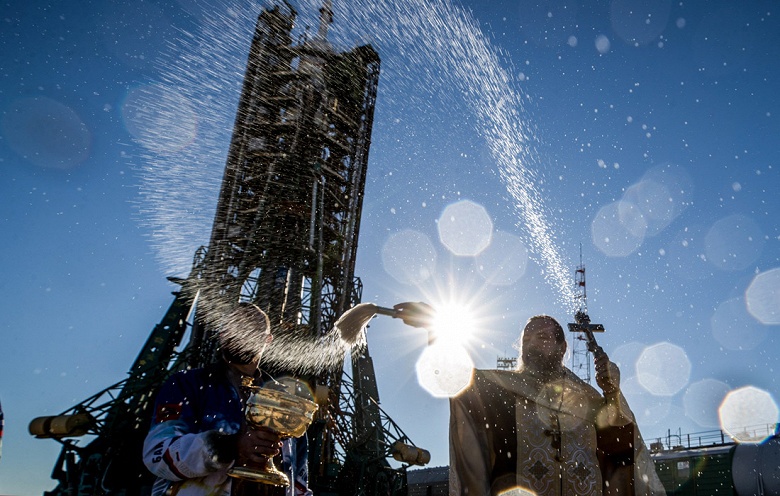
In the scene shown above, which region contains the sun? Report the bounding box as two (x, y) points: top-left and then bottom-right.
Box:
(408, 272), (498, 348)
(427, 301), (478, 346)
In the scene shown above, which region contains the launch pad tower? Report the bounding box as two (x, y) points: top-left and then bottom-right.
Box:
(31, 3), (427, 495)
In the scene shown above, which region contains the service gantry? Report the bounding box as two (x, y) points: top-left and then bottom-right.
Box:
(30, 3), (428, 495)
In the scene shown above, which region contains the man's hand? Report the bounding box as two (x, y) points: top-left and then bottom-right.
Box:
(392, 302), (436, 328)
(235, 427), (282, 468)
(594, 351), (621, 395)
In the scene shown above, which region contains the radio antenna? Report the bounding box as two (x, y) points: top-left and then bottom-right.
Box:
(567, 245), (605, 383)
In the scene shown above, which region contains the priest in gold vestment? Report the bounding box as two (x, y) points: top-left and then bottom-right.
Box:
(449, 315), (665, 496)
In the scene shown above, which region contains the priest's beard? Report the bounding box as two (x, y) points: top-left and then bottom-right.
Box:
(522, 347), (565, 381)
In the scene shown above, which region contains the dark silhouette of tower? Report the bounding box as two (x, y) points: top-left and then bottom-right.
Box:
(30, 3), (427, 495)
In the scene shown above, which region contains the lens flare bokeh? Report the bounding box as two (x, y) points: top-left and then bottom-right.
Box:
(437, 200), (493, 256)
(683, 378), (731, 428)
(719, 386), (779, 443)
(636, 342), (691, 397)
(704, 214), (765, 272)
(121, 84), (199, 155)
(2, 96), (91, 170)
(745, 268), (780, 325)
(381, 229), (438, 285)
(415, 340), (474, 398)
(591, 201), (646, 257)
(498, 487), (537, 496)
(592, 162), (692, 258)
(711, 297), (768, 351)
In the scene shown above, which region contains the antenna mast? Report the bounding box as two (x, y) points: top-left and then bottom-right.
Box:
(569, 245), (599, 382)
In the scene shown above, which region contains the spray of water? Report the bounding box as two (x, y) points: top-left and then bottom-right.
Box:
(133, 3), (267, 277)
(134, 0), (578, 371)
(311, 0), (578, 308)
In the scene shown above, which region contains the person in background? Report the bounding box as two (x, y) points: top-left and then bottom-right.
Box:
(143, 303), (311, 496)
(449, 314), (665, 496)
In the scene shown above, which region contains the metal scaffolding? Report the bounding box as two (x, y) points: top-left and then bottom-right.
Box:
(31, 3), (426, 495)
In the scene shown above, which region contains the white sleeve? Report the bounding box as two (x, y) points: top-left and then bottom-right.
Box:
(143, 420), (232, 481)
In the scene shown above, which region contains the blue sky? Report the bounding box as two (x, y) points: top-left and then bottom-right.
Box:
(1, 0), (779, 493)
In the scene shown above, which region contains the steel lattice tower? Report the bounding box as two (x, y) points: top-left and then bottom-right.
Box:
(194, 2), (378, 346)
(31, 3), (426, 495)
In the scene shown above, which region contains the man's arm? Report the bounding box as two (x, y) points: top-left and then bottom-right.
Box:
(142, 373), (281, 481)
(143, 374), (237, 480)
(143, 423), (237, 480)
(594, 351), (634, 427)
(592, 351), (646, 496)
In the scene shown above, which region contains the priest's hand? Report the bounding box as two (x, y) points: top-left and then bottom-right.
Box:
(594, 351), (620, 396)
(392, 302), (436, 328)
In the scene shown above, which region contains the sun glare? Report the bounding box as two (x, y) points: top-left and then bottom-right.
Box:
(428, 302), (478, 346)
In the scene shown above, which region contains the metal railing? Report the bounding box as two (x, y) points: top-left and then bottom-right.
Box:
(649, 423), (779, 452)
